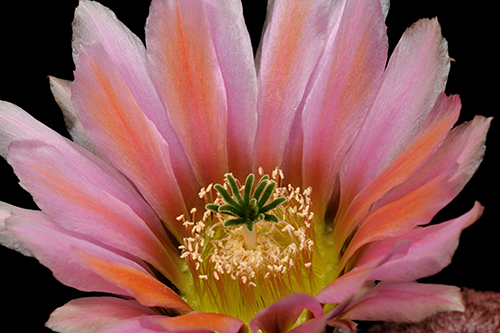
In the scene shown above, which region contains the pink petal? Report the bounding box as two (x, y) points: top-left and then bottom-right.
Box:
(0, 101), (67, 159)
(72, 43), (189, 242)
(90, 317), (167, 333)
(334, 92), (461, 253)
(73, 0), (201, 211)
(343, 282), (465, 323)
(7, 140), (185, 288)
(301, 0), (388, 218)
(0, 101), (165, 233)
(341, 17), (450, 197)
(146, 0), (229, 186)
(250, 293), (323, 333)
(73, 0), (170, 142)
(340, 115), (490, 263)
(252, 0), (333, 172)
(6, 213), (148, 295)
(100, 312), (246, 333)
(49, 76), (104, 158)
(290, 315), (357, 333)
(202, 0), (258, 180)
(315, 241), (409, 304)
(146, 312), (246, 333)
(0, 202), (33, 256)
(46, 297), (156, 333)
(77, 250), (192, 312)
(341, 163), (457, 267)
(443, 116), (492, 195)
(367, 202), (484, 281)
(336, 18), (451, 247)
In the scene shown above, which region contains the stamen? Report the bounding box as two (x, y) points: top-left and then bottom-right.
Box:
(179, 169), (321, 323)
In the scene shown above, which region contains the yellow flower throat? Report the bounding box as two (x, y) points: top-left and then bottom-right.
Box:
(178, 168), (324, 323)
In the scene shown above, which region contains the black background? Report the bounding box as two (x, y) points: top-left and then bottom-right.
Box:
(0, 1), (497, 331)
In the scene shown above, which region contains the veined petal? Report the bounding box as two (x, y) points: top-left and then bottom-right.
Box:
(6, 213), (149, 295)
(367, 202), (484, 281)
(0, 102), (182, 264)
(0, 202), (33, 256)
(202, 0), (258, 180)
(97, 312), (246, 333)
(315, 241), (409, 304)
(49, 76), (104, 158)
(7, 140), (186, 288)
(72, 43), (189, 242)
(301, 0), (387, 219)
(253, 0), (333, 172)
(146, 0), (229, 186)
(334, 92), (461, 252)
(338, 18), (450, 232)
(343, 282), (465, 323)
(73, 0), (169, 142)
(73, 0), (202, 212)
(77, 250), (192, 313)
(250, 293), (323, 333)
(146, 312), (246, 333)
(341, 164), (457, 268)
(46, 297), (157, 333)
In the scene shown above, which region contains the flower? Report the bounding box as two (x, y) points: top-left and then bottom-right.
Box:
(0, 0), (491, 332)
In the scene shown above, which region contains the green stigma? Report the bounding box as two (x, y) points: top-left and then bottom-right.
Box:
(205, 173), (287, 233)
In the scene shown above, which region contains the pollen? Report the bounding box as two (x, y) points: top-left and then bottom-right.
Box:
(179, 168), (321, 323)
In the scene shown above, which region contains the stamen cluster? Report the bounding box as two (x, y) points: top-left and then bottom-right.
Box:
(178, 168), (319, 323)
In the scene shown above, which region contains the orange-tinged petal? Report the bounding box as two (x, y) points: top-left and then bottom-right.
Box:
(253, 0), (332, 172)
(46, 297), (157, 333)
(78, 250), (192, 313)
(72, 43), (189, 242)
(149, 311), (247, 333)
(73, 0), (203, 214)
(340, 165), (456, 268)
(301, 0), (387, 219)
(146, 0), (229, 186)
(334, 93), (460, 251)
(202, 0), (258, 181)
(343, 282), (465, 323)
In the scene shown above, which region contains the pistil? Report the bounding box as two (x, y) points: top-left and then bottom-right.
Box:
(206, 173), (286, 249)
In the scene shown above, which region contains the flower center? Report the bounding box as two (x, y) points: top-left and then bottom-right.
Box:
(178, 168), (321, 323)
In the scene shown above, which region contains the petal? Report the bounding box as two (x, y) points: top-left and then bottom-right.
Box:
(146, 312), (246, 333)
(301, 0), (388, 219)
(46, 297), (156, 333)
(315, 241), (409, 304)
(49, 76), (104, 158)
(252, 0), (333, 172)
(250, 293), (323, 333)
(6, 213), (148, 295)
(337, 18), (450, 236)
(334, 92), (461, 252)
(202, 0), (258, 180)
(72, 43), (189, 242)
(146, 0), (229, 186)
(367, 202), (484, 281)
(0, 202), (33, 256)
(0, 101), (65, 159)
(343, 282), (465, 323)
(0, 102), (165, 233)
(97, 312), (246, 333)
(77, 250), (192, 313)
(7, 140), (186, 288)
(73, 0), (202, 211)
(73, 0), (170, 142)
(341, 163), (457, 267)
